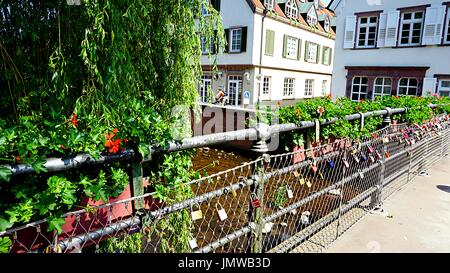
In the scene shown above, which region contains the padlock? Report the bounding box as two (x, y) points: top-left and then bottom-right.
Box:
(410, 139), (415, 145)
(368, 145), (374, 153)
(342, 158), (349, 168)
(293, 170), (300, 178)
(300, 178), (306, 185)
(327, 159), (335, 168)
(306, 180), (312, 188)
(310, 158), (318, 172)
(361, 153), (368, 162)
(398, 137), (403, 144)
(372, 133), (377, 140)
(188, 238), (198, 249)
(231, 187), (237, 197)
(375, 151), (382, 160)
(352, 153), (360, 163)
(405, 139), (410, 145)
(358, 170), (364, 179)
(191, 204), (203, 221)
(385, 151), (390, 158)
(318, 171), (324, 180)
(216, 203), (228, 221)
(382, 137), (389, 143)
(369, 154), (375, 163)
(286, 185), (294, 199)
(250, 193), (261, 209)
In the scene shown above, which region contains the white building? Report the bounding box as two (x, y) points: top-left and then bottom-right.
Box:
(199, 0), (336, 107)
(330, 0), (450, 100)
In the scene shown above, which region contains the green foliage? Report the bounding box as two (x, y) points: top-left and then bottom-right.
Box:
(0, 237), (12, 253)
(97, 232), (143, 253)
(271, 186), (288, 208)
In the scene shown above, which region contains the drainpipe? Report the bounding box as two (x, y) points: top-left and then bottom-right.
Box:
(257, 8), (268, 108)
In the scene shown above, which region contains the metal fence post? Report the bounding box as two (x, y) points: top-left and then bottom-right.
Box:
(247, 123), (271, 253)
(131, 159), (145, 211)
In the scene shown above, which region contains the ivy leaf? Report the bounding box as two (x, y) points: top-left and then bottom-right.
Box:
(47, 216), (66, 235)
(0, 166), (12, 183)
(0, 237), (12, 253)
(0, 217), (13, 232)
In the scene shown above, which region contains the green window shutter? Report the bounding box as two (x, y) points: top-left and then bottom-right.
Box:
(316, 44), (321, 64)
(304, 41), (309, 62)
(297, 39), (302, 61)
(265, 30), (275, 56)
(282, 34), (288, 58)
(322, 47), (326, 65)
(328, 48), (333, 66)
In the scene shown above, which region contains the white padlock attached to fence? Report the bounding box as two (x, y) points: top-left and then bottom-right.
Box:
(216, 202), (228, 221)
(286, 185), (294, 199)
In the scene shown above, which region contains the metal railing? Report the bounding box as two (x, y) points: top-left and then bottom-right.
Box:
(1, 110), (449, 253)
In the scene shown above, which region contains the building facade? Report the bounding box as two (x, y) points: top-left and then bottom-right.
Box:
(330, 0), (450, 100)
(199, 0), (336, 107)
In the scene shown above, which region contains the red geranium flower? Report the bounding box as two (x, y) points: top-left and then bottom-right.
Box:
(16, 156), (21, 162)
(104, 129), (122, 154)
(70, 114), (78, 127)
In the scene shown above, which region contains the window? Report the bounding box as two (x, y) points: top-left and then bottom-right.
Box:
(357, 16), (378, 48)
(227, 76), (242, 106)
(398, 78), (419, 96)
(305, 79), (314, 97)
(324, 17), (330, 32)
(285, 0), (298, 18)
(307, 9), (317, 25)
(283, 78), (295, 98)
(399, 11), (424, 46)
(264, 0), (274, 10)
(286, 36), (299, 59)
(262, 76), (271, 97)
(445, 8), (450, 44)
(438, 80), (450, 97)
(322, 47), (331, 65)
(373, 77), (392, 98)
(322, 80), (328, 96)
(230, 28), (242, 52)
(199, 75), (212, 103)
(201, 36), (214, 54)
(201, 3), (209, 16)
(351, 77), (368, 101)
(306, 42), (318, 63)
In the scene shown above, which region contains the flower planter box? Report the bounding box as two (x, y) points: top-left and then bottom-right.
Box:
(10, 185), (133, 253)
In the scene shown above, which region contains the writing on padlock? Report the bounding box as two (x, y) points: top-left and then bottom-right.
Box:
(191, 203), (203, 221)
(286, 185), (294, 199)
(216, 202), (228, 221)
(250, 193), (261, 209)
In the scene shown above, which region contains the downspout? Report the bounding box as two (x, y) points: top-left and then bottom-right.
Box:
(257, 8), (268, 107)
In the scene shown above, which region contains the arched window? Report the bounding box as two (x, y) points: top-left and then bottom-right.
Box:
(285, 0), (298, 19)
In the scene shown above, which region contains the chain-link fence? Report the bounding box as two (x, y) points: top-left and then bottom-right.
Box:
(1, 116), (449, 253)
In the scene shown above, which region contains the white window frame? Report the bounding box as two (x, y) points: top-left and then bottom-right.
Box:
(445, 7), (450, 44)
(227, 75), (243, 106)
(351, 76), (369, 101)
(373, 77), (392, 98)
(199, 75), (212, 103)
(262, 76), (271, 98)
(286, 36), (299, 59)
(201, 36), (214, 55)
(323, 47), (330, 65)
(438, 79), (450, 97)
(399, 11), (424, 46)
(230, 28), (242, 53)
(356, 16), (378, 48)
(285, 0), (298, 19)
(304, 79), (314, 98)
(398, 78), (419, 96)
(264, 0), (274, 10)
(283, 78), (295, 98)
(306, 42), (318, 63)
(322, 80), (328, 96)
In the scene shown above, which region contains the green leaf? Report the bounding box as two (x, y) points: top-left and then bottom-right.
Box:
(47, 216), (66, 235)
(0, 166), (12, 182)
(0, 218), (13, 232)
(0, 237), (12, 253)
(32, 159), (48, 174)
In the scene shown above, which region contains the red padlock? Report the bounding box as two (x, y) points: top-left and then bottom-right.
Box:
(250, 193), (261, 209)
(385, 151), (390, 158)
(368, 146), (374, 153)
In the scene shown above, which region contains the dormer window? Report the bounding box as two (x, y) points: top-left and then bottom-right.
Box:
(306, 7), (317, 25)
(324, 17), (330, 32)
(285, 0), (298, 19)
(264, 0), (274, 10)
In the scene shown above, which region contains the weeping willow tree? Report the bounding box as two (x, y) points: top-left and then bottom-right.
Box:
(0, 0), (224, 253)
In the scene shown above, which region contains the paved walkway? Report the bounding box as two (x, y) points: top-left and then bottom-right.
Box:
(326, 157), (450, 253)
